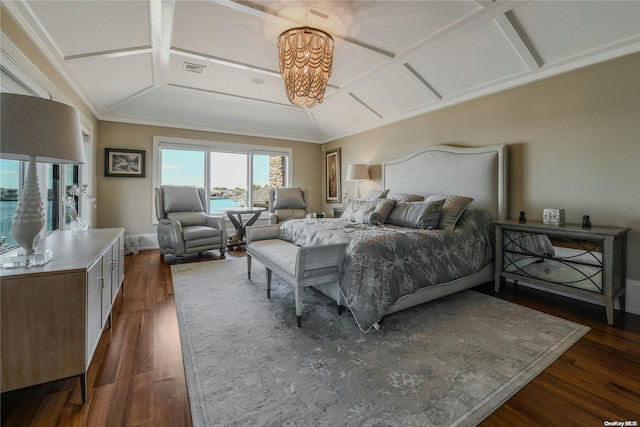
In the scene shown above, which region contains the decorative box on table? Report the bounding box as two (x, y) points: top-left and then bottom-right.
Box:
(543, 208), (565, 226)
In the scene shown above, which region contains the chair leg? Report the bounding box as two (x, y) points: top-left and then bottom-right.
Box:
(294, 286), (303, 327)
(247, 254), (252, 279)
(220, 248), (226, 258)
(266, 268), (272, 298)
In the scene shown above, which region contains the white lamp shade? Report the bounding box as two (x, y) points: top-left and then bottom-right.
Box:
(1, 93), (85, 164)
(346, 163), (369, 181)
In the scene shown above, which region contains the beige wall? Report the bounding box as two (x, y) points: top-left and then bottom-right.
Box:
(324, 52), (640, 280)
(96, 122), (323, 235)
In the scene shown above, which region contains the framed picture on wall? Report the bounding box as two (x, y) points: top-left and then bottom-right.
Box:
(325, 148), (341, 203)
(104, 148), (146, 177)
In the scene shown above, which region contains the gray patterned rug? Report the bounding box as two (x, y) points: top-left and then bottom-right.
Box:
(171, 258), (589, 427)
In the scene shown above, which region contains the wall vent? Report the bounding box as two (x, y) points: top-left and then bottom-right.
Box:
(183, 62), (205, 74)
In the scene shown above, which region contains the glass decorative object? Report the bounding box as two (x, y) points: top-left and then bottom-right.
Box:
(63, 185), (96, 232)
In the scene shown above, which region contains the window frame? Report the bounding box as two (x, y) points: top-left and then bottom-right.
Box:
(152, 136), (293, 224)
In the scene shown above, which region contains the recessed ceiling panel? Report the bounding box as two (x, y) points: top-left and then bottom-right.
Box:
(172, 1), (282, 72)
(111, 88), (319, 141)
(246, 0), (482, 56)
(330, 39), (388, 88)
(69, 54), (153, 110)
(311, 92), (381, 139)
(169, 54), (289, 105)
(26, 0), (150, 57)
(406, 20), (529, 98)
(349, 64), (437, 117)
(509, 1), (640, 66)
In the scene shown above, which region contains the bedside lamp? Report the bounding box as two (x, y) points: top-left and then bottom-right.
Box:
(1, 93), (85, 265)
(346, 163), (369, 198)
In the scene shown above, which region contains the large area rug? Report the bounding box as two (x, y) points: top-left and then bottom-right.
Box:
(171, 258), (589, 427)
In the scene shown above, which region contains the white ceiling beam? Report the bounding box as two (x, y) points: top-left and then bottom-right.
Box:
(150, 0), (174, 87)
(495, 13), (541, 71)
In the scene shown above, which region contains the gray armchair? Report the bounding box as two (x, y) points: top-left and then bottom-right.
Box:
(155, 185), (227, 262)
(268, 187), (310, 225)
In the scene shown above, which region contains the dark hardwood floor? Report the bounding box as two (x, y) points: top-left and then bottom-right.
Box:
(2, 249), (639, 426)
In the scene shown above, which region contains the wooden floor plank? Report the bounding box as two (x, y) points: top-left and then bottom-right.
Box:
(1, 249), (638, 426)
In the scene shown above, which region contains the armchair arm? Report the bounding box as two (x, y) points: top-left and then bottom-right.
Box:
(157, 218), (186, 255)
(205, 215), (228, 243)
(268, 213), (278, 225)
(246, 225), (280, 244)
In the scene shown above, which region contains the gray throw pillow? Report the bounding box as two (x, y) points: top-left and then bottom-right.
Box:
(359, 189), (389, 201)
(386, 199), (445, 229)
(342, 199), (378, 224)
(425, 195), (474, 230)
(273, 188), (306, 209)
(374, 199), (397, 224)
(387, 192), (425, 202)
(163, 185), (204, 212)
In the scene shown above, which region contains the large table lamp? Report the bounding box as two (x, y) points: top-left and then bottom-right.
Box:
(1, 93), (85, 264)
(346, 163), (369, 198)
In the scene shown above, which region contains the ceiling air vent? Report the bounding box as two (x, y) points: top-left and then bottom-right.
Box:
(183, 62), (205, 74)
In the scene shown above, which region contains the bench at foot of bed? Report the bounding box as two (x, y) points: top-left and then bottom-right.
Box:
(246, 225), (347, 327)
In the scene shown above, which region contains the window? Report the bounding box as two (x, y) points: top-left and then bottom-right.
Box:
(153, 137), (292, 221)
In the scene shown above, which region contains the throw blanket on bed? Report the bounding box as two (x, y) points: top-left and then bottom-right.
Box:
(279, 208), (495, 331)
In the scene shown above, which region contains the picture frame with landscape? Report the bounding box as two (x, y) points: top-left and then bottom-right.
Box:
(325, 148), (341, 203)
(104, 148), (146, 178)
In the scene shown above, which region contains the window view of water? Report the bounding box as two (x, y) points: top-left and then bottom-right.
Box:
(209, 198), (240, 213)
(0, 200), (54, 249)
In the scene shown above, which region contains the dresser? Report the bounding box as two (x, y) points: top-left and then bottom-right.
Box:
(494, 220), (629, 325)
(1, 228), (125, 402)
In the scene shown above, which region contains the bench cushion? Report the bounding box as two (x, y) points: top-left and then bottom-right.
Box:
(249, 239), (299, 276)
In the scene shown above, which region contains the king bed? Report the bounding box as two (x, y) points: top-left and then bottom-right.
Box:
(280, 144), (508, 331)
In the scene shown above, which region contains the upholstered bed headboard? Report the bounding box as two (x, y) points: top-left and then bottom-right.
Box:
(382, 144), (508, 220)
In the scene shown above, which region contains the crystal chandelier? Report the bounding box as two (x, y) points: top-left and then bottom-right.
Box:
(278, 27), (334, 108)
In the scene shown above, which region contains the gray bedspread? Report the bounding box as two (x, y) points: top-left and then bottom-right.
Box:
(279, 208), (495, 331)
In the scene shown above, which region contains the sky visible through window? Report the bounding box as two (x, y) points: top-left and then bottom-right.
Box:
(0, 160), (19, 189)
(161, 150), (270, 190)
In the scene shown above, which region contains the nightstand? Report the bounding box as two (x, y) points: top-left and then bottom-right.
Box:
(494, 219), (630, 325)
(332, 207), (345, 218)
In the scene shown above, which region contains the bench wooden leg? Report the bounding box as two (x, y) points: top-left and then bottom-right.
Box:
(266, 268), (272, 298)
(294, 286), (303, 327)
(247, 254), (252, 279)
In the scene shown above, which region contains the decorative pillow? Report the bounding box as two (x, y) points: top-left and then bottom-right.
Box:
(387, 193), (425, 202)
(351, 209), (381, 225)
(385, 199), (445, 229)
(341, 199), (378, 224)
(273, 188), (306, 209)
(425, 195), (474, 230)
(163, 185), (204, 212)
(359, 189), (389, 201)
(373, 199), (397, 224)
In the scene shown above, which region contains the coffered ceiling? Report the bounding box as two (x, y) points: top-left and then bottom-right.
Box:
(4, 1), (640, 143)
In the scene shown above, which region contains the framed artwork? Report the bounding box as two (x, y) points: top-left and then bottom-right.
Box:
(104, 148), (146, 177)
(325, 148), (341, 203)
